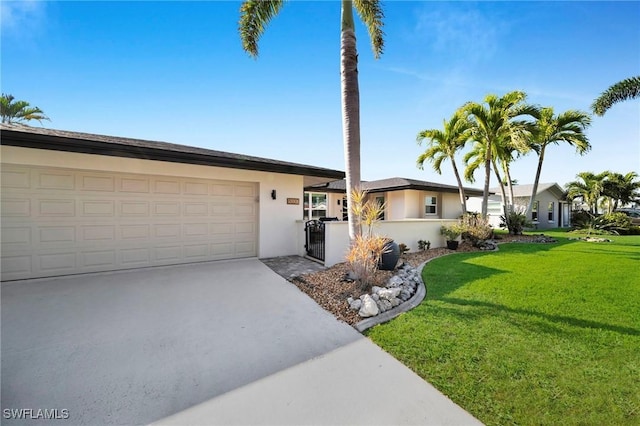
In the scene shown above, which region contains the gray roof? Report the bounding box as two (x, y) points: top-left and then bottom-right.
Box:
(0, 124), (345, 180)
(490, 183), (566, 198)
(306, 177), (485, 197)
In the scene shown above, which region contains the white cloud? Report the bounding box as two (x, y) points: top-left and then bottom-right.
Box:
(413, 3), (507, 65)
(1, 0), (48, 38)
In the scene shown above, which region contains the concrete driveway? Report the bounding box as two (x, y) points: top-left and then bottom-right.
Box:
(2, 259), (480, 426)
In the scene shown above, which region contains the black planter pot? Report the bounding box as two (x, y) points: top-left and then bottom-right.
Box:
(446, 240), (459, 250)
(379, 240), (400, 271)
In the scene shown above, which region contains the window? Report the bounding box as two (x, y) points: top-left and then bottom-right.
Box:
(548, 202), (554, 222)
(532, 200), (539, 221)
(303, 192), (327, 220)
(424, 196), (437, 215)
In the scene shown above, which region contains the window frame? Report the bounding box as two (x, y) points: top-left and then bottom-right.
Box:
(424, 195), (438, 216)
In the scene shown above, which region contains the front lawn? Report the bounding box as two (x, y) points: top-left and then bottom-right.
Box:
(367, 231), (640, 425)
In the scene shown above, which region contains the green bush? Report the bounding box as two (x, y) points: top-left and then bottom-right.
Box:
(500, 210), (531, 235)
(570, 209), (592, 229)
(601, 212), (632, 229)
(460, 213), (493, 247)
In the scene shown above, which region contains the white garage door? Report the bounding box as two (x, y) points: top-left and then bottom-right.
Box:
(1, 164), (258, 281)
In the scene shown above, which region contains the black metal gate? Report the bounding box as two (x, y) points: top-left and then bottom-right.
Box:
(304, 220), (325, 261)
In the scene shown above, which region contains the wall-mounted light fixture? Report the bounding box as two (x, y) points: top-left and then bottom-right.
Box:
(337, 199), (341, 205)
(271, 190), (277, 200)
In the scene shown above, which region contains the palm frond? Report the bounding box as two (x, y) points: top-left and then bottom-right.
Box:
(239, 0), (285, 58)
(353, 0), (385, 59)
(591, 76), (640, 116)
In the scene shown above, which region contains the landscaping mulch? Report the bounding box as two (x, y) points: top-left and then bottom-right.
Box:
(291, 234), (550, 327)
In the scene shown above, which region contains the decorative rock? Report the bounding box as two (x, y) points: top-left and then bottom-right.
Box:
(371, 286), (383, 295)
(348, 298), (362, 311)
(390, 297), (401, 307)
(399, 289), (411, 301)
(388, 276), (404, 287)
(359, 294), (379, 317)
(378, 287), (401, 300)
(376, 298), (392, 312)
(372, 293), (380, 301)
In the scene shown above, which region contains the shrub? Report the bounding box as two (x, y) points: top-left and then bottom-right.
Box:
(570, 209), (592, 229)
(346, 234), (388, 292)
(500, 210), (531, 235)
(398, 243), (410, 256)
(440, 224), (462, 241)
(601, 212), (632, 229)
(417, 239), (431, 251)
(460, 213), (493, 246)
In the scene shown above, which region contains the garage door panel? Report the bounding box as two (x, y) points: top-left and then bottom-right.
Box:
(1, 198), (31, 217)
(81, 200), (115, 217)
(120, 177), (150, 193)
(120, 201), (150, 216)
(1, 164), (258, 280)
(80, 174), (115, 192)
(37, 171), (75, 190)
(39, 226), (76, 244)
(154, 224), (181, 238)
(120, 224), (150, 239)
(81, 250), (116, 268)
(2, 169), (31, 188)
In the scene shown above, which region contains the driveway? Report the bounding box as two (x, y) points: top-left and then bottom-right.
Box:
(2, 259), (480, 425)
(1, 259), (359, 425)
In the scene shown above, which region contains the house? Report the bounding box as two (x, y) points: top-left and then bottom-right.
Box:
(0, 124), (344, 281)
(304, 177), (485, 221)
(303, 177), (485, 266)
(467, 183), (573, 230)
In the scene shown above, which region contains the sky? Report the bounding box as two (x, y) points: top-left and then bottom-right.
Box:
(2, 0), (639, 189)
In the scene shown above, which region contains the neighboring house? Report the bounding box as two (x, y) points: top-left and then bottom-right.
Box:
(467, 183), (573, 230)
(304, 177), (485, 221)
(0, 124), (344, 281)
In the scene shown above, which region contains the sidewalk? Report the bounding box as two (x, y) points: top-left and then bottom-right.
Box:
(153, 338), (483, 426)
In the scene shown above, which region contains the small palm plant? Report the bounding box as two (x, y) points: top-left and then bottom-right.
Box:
(345, 189), (389, 291)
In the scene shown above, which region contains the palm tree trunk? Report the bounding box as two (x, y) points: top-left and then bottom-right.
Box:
(450, 158), (467, 214)
(341, 1), (361, 241)
(481, 149), (491, 217)
(527, 145), (545, 216)
(492, 158), (508, 218)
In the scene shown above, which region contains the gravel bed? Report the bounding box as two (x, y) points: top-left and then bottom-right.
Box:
(291, 234), (553, 327)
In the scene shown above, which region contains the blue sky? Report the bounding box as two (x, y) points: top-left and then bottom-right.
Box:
(2, 1), (639, 188)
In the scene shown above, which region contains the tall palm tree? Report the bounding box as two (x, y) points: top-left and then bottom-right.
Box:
(416, 111), (472, 214)
(591, 76), (640, 116)
(526, 107), (591, 215)
(0, 94), (49, 124)
(238, 0), (384, 241)
(566, 171), (608, 214)
(602, 171), (640, 211)
(461, 91), (538, 216)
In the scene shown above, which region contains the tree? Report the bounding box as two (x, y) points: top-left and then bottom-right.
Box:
(238, 0), (384, 241)
(526, 107), (591, 215)
(566, 171), (608, 214)
(416, 111), (472, 214)
(602, 171), (640, 211)
(1, 94), (49, 124)
(461, 91), (538, 216)
(591, 76), (640, 116)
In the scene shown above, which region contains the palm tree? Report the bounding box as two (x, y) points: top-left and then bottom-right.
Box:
(526, 107), (591, 215)
(461, 91), (538, 216)
(591, 76), (640, 116)
(566, 171), (608, 214)
(238, 0), (384, 241)
(416, 112), (472, 214)
(602, 171), (640, 211)
(0, 94), (49, 124)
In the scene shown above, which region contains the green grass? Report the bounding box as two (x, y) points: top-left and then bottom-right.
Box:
(367, 230), (640, 425)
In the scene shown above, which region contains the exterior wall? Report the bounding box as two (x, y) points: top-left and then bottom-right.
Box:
(323, 219), (459, 267)
(387, 191), (405, 220)
(527, 190), (561, 229)
(404, 190), (422, 218)
(1, 146), (303, 259)
(326, 193), (345, 220)
(440, 192), (463, 219)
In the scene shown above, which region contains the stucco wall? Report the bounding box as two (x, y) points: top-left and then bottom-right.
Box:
(1, 146), (304, 259)
(323, 219), (458, 267)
